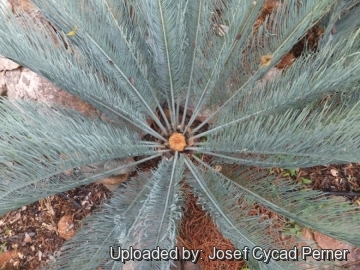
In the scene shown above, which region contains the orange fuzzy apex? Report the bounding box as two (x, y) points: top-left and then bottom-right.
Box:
(169, 132), (187, 152)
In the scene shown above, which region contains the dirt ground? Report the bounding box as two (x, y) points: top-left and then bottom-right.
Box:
(0, 183), (111, 270)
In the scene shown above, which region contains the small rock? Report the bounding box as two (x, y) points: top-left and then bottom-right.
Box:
(0, 56), (21, 71)
(313, 231), (360, 269)
(330, 169), (338, 177)
(6, 67), (100, 118)
(8, 0), (39, 15)
(89, 157), (135, 191)
(57, 215), (76, 240)
(23, 232), (32, 243)
(98, 174), (129, 191)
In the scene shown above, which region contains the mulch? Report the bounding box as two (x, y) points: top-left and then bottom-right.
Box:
(0, 183), (110, 270)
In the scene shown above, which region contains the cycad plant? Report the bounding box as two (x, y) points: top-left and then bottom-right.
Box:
(1, 0), (360, 269)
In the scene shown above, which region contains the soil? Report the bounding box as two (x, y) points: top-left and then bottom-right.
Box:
(0, 183), (110, 270)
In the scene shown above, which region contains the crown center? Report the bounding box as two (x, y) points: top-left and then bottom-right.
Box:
(168, 132), (187, 152)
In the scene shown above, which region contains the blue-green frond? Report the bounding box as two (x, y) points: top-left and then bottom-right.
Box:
(183, 0), (267, 127)
(46, 173), (152, 269)
(319, 2), (360, 49)
(136, 0), (189, 118)
(198, 94), (360, 167)
(0, 2), (166, 138)
(125, 156), (185, 269)
(222, 164), (360, 247)
(185, 156), (295, 269)
(192, 11), (360, 139)
(31, 0), (169, 132)
(187, 0), (336, 132)
(0, 99), (159, 215)
(54, 157), (185, 269)
(186, 157), (344, 269)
